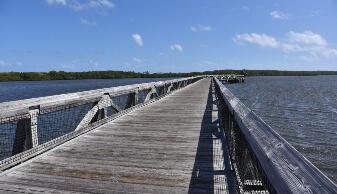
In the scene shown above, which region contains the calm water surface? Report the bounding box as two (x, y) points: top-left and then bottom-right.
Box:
(0, 78), (173, 103)
(226, 76), (337, 183)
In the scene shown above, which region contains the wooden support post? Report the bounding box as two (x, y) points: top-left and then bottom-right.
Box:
(12, 106), (40, 155)
(163, 84), (168, 94)
(76, 93), (119, 131)
(125, 89), (139, 109)
(134, 89), (139, 105)
(167, 83), (173, 93)
(145, 86), (158, 102)
(178, 81), (182, 89)
(90, 93), (112, 123)
(29, 106), (39, 148)
(90, 100), (100, 123)
(103, 107), (108, 119)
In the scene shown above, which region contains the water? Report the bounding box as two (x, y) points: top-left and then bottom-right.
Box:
(225, 76), (337, 183)
(0, 78), (173, 103)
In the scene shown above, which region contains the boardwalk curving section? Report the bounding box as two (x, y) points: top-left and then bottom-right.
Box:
(0, 78), (235, 193)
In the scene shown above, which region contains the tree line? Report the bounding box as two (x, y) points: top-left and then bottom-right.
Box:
(0, 70), (337, 82)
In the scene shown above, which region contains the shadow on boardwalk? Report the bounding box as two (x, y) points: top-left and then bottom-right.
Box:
(188, 83), (237, 194)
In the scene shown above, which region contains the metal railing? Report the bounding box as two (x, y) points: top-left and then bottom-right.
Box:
(213, 77), (337, 194)
(0, 76), (204, 171)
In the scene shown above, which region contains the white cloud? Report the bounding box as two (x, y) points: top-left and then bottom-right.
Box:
(133, 57), (142, 63)
(270, 11), (289, 20)
(80, 18), (96, 26)
(233, 33), (279, 48)
(132, 34), (143, 47)
(46, 0), (114, 11)
(191, 24), (213, 32)
(47, 0), (66, 6)
(170, 44), (184, 52)
(287, 31), (327, 46)
(281, 43), (303, 52)
(88, 0), (114, 8)
(233, 31), (337, 59)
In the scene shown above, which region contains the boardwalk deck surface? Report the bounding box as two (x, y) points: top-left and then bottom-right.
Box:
(0, 78), (236, 194)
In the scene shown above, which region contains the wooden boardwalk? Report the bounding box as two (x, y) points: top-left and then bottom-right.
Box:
(0, 78), (236, 194)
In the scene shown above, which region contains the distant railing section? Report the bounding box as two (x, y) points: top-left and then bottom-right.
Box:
(0, 76), (203, 171)
(213, 77), (337, 194)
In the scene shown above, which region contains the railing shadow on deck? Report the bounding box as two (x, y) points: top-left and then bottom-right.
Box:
(188, 83), (237, 194)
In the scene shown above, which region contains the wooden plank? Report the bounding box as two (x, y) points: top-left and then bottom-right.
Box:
(0, 78), (234, 193)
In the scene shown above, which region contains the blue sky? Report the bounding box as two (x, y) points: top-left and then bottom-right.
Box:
(1, 0), (337, 72)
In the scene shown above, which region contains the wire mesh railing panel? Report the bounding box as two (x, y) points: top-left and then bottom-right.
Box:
(37, 102), (93, 144)
(105, 106), (119, 117)
(111, 93), (129, 110)
(231, 122), (267, 193)
(214, 79), (269, 193)
(155, 85), (165, 96)
(0, 114), (29, 160)
(138, 88), (150, 104)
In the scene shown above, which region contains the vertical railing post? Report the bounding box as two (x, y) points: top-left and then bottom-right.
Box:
(100, 93), (111, 119)
(125, 88), (139, 109)
(134, 88), (139, 105)
(102, 105), (108, 119)
(29, 106), (40, 148)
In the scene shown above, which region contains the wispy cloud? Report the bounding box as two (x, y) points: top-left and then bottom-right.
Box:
(46, 0), (114, 11)
(234, 31), (337, 58)
(47, 0), (66, 6)
(233, 33), (279, 48)
(80, 18), (96, 26)
(170, 44), (184, 52)
(270, 11), (289, 20)
(287, 31), (327, 46)
(132, 33), (143, 47)
(191, 24), (213, 32)
(88, 0), (114, 8)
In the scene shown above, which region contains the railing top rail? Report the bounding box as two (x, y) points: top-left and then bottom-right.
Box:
(0, 76), (203, 118)
(214, 77), (337, 193)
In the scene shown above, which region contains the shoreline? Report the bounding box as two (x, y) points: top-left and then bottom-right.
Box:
(1, 70), (337, 82)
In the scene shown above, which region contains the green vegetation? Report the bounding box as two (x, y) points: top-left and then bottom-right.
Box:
(0, 70), (337, 82)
